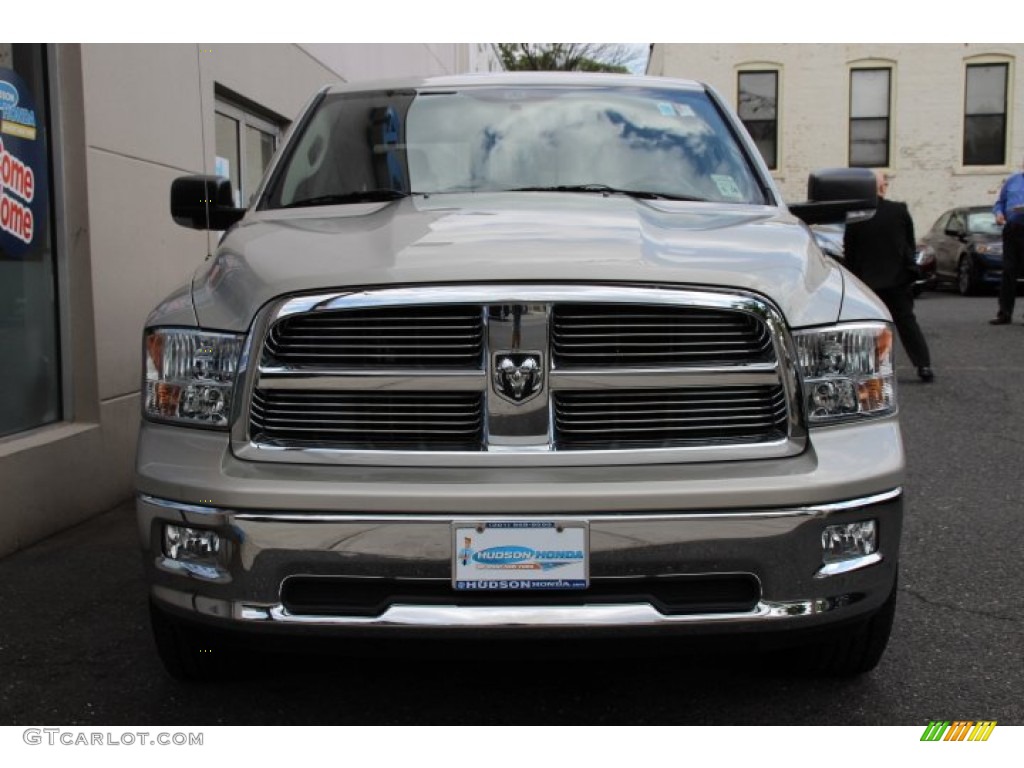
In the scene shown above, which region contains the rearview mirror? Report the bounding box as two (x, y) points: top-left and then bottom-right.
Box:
(789, 168), (878, 226)
(170, 175), (246, 230)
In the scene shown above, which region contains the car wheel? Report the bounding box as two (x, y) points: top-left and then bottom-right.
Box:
(958, 255), (978, 296)
(798, 575), (898, 677)
(149, 600), (234, 682)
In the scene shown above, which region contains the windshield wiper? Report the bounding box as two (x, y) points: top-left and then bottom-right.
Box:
(281, 189), (409, 208)
(504, 184), (705, 202)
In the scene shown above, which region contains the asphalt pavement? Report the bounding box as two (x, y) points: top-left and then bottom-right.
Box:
(0, 291), (1021, 725)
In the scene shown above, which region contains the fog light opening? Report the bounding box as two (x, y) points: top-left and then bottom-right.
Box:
(164, 524), (222, 563)
(821, 520), (877, 564)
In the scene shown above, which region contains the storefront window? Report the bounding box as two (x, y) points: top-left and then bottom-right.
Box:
(0, 44), (60, 437)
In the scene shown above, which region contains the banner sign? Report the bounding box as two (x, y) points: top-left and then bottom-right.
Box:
(0, 68), (48, 259)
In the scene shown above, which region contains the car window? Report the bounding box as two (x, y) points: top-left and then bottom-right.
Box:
(931, 211), (952, 235)
(967, 210), (1001, 235)
(263, 86), (768, 208)
(266, 90), (417, 208)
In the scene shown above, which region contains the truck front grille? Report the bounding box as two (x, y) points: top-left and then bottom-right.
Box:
(552, 303), (773, 366)
(553, 385), (788, 449)
(250, 389), (484, 450)
(240, 286), (801, 463)
(264, 305), (483, 368)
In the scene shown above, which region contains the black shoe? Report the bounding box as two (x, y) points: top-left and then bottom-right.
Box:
(989, 314), (1011, 325)
(917, 367), (934, 382)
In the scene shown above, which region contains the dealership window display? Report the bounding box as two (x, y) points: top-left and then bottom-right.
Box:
(0, 44), (60, 437)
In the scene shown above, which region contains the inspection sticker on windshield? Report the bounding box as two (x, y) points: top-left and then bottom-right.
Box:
(453, 521), (589, 590)
(657, 102), (676, 117)
(711, 174), (743, 200)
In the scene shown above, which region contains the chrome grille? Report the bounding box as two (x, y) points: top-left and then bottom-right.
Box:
(238, 286), (803, 465)
(250, 389), (484, 450)
(553, 385), (789, 449)
(263, 306), (483, 368)
(552, 303), (773, 367)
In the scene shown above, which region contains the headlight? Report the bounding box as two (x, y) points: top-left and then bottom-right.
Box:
(975, 242), (1002, 256)
(144, 328), (244, 428)
(792, 323), (896, 424)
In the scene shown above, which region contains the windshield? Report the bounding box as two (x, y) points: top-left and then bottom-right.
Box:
(263, 86), (768, 209)
(967, 210), (1001, 235)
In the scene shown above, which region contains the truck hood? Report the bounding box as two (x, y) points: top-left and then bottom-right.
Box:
(188, 193), (848, 331)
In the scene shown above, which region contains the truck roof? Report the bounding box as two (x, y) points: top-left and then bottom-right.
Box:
(323, 71), (705, 95)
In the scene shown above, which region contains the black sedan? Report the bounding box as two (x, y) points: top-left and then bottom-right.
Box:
(918, 206), (1004, 295)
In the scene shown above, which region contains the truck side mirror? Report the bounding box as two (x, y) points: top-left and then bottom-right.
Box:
(789, 168), (878, 225)
(171, 175), (246, 230)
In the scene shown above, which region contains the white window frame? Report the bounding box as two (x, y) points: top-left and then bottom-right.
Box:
(214, 97), (283, 207)
(962, 58), (1011, 168)
(737, 69), (780, 171)
(848, 66), (892, 169)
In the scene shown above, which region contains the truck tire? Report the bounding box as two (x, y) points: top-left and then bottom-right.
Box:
(149, 600), (230, 682)
(802, 575), (898, 677)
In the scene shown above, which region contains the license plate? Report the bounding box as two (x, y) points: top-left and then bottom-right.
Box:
(452, 521), (589, 590)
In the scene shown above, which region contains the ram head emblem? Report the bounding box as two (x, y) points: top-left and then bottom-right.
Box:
(493, 353), (544, 404)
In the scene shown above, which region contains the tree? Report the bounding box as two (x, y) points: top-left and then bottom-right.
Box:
(495, 44), (645, 74)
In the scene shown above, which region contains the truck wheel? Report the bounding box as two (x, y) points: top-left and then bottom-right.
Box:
(802, 576), (898, 677)
(149, 600), (230, 682)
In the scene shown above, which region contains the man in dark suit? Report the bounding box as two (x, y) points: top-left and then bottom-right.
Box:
(843, 172), (934, 382)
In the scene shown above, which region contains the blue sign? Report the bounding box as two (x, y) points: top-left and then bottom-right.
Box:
(0, 68), (48, 260)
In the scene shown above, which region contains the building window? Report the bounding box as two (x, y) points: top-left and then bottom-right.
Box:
(737, 71), (778, 169)
(963, 63), (1008, 166)
(849, 68), (891, 167)
(0, 43), (61, 438)
(214, 97), (282, 207)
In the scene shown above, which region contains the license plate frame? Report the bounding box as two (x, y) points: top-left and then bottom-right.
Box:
(452, 521), (589, 591)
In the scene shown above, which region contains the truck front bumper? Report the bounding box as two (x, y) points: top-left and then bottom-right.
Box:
(137, 416), (903, 638)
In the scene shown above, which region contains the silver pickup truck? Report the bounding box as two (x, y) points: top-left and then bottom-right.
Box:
(137, 73), (902, 680)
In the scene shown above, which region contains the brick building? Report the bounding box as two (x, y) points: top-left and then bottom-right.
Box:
(648, 43), (1023, 235)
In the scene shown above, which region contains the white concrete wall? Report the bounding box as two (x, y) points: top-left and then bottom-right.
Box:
(79, 44), (341, 402)
(650, 43), (1024, 236)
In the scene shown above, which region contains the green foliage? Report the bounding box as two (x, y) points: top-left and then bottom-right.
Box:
(496, 44), (640, 74)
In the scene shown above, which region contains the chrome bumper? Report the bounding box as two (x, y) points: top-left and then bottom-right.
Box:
(155, 589), (872, 628)
(138, 489), (902, 635)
